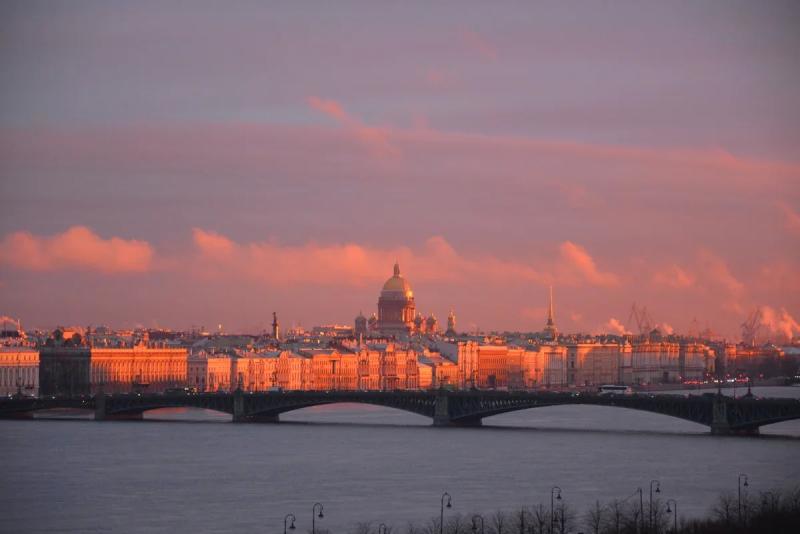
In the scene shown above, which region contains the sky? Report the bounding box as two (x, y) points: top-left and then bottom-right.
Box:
(1, 1), (798, 339)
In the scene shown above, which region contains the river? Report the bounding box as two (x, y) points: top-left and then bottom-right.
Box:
(1, 386), (798, 533)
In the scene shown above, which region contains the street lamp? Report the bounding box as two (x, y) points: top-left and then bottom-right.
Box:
(550, 486), (562, 534)
(738, 474), (749, 524)
(636, 487), (644, 534)
(440, 492), (452, 534)
(312, 502), (324, 534)
(378, 523), (388, 534)
(284, 513), (296, 534)
(649, 479), (661, 532)
(666, 500), (677, 534)
(471, 514), (485, 534)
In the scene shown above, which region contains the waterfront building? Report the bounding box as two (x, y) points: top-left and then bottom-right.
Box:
(631, 341), (680, 384)
(39, 329), (188, 396)
(536, 344), (568, 387)
(377, 262), (416, 336)
(232, 352), (278, 392)
(188, 353), (232, 392)
(304, 348), (359, 390)
(567, 342), (622, 386)
(0, 348), (39, 396)
(679, 342), (714, 381)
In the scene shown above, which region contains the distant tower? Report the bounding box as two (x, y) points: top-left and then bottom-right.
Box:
(414, 313), (425, 334)
(368, 313), (378, 332)
(272, 312), (280, 341)
(426, 313), (438, 334)
(354, 311), (367, 338)
(446, 309), (457, 336)
(543, 286), (558, 340)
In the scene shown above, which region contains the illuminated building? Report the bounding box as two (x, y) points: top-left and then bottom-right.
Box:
(631, 341), (680, 384)
(566, 342), (622, 386)
(377, 262), (416, 336)
(39, 329), (188, 396)
(0, 348), (39, 396)
(188, 353), (232, 392)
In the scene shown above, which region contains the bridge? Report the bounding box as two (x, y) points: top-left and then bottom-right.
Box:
(2, 390), (799, 435)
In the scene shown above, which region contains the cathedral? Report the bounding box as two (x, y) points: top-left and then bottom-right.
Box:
(376, 262), (416, 335)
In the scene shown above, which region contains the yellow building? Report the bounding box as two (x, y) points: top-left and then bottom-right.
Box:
(89, 345), (188, 394)
(0, 348), (39, 396)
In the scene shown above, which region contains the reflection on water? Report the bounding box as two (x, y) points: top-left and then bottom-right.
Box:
(3, 387), (797, 533)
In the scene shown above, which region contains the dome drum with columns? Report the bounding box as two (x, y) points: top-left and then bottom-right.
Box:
(377, 262), (416, 335)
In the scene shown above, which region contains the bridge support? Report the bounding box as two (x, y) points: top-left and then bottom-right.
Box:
(433, 391), (482, 427)
(710, 396), (760, 436)
(231, 388), (279, 423)
(94, 394), (143, 421)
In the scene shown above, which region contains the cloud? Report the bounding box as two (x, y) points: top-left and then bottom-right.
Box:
(658, 322), (674, 335)
(191, 229), (554, 288)
(602, 317), (630, 335)
(653, 264), (695, 288)
(307, 96), (399, 158)
(758, 306), (800, 342)
(0, 226), (153, 273)
(558, 241), (619, 287)
(777, 201), (800, 236)
(461, 29), (498, 61)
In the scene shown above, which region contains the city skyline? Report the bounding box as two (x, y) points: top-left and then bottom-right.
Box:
(1, 2), (799, 338)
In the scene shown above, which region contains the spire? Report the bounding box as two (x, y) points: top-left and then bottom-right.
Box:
(546, 285), (555, 327)
(272, 312), (280, 341)
(393, 261), (400, 277)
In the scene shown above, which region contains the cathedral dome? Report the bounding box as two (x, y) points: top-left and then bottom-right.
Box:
(381, 262), (413, 299)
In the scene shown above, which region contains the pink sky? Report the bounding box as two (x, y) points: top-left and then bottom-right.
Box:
(0, 2), (798, 339)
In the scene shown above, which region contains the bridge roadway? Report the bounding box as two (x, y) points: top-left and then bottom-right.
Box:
(2, 390), (800, 436)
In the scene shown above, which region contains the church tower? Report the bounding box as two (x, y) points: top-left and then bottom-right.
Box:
(446, 309), (457, 336)
(543, 286), (558, 340)
(272, 312), (280, 341)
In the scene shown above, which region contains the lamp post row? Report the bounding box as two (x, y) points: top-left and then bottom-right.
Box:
(286, 480), (761, 534)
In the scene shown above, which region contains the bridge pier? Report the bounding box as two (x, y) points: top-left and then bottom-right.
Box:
(94, 394), (143, 421)
(433, 391), (483, 427)
(710, 395), (760, 436)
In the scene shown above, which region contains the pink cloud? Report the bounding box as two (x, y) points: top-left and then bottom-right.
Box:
(190, 229), (552, 288)
(462, 29), (498, 61)
(558, 241), (619, 287)
(0, 226), (153, 273)
(601, 317), (630, 335)
(653, 264), (695, 288)
(306, 96), (399, 158)
(758, 306), (800, 342)
(777, 201), (800, 236)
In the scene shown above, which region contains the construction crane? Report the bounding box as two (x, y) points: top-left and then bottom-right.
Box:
(741, 308), (762, 346)
(628, 302), (655, 337)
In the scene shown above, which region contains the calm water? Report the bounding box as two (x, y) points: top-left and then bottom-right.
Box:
(1, 387), (799, 533)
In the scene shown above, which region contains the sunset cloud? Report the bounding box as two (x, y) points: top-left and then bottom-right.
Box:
(307, 96), (399, 158)
(0, 226), (154, 273)
(558, 241), (619, 287)
(777, 202), (800, 236)
(653, 264), (695, 289)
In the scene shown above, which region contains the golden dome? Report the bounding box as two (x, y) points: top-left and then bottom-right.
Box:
(381, 262), (413, 298)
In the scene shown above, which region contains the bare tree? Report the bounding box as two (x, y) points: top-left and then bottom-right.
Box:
(584, 500), (603, 534)
(603, 499), (627, 534)
(531, 504), (548, 534)
(711, 491), (735, 526)
(491, 510), (507, 534)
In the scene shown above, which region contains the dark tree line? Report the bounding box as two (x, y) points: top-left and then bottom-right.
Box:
(337, 486), (800, 534)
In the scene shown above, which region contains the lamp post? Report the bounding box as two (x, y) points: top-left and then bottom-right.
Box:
(440, 492), (452, 534)
(550, 486), (562, 534)
(378, 523), (388, 534)
(665, 500), (677, 534)
(312, 502), (324, 534)
(471, 514), (485, 534)
(649, 479), (661, 532)
(284, 514), (296, 534)
(738, 474), (749, 524)
(636, 487), (644, 534)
